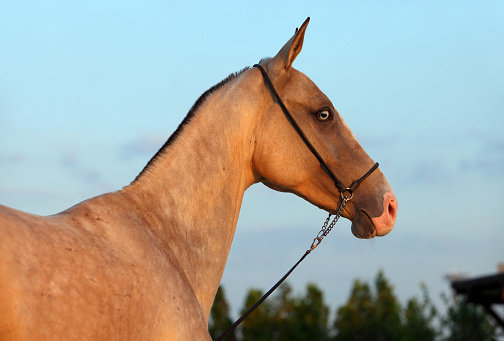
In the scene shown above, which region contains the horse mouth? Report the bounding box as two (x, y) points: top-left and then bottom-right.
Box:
(350, 209), (376, 239)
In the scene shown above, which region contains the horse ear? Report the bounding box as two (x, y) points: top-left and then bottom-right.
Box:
(271, 17), (310, 71)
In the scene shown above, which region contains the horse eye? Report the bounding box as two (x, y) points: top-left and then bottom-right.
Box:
(316, 110), (331, 122)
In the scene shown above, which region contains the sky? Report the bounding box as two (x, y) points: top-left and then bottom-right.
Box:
(1, 0), (503, 321)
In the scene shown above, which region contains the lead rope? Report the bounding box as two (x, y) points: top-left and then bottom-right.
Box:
(215, 194), (350, 341)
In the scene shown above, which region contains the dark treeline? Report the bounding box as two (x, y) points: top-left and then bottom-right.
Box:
(209, 270), (498, 341)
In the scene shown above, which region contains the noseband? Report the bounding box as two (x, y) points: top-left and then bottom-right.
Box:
(253, 64), (379, 200)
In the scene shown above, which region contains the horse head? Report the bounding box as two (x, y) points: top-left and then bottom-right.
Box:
(252, 18), (397, 239)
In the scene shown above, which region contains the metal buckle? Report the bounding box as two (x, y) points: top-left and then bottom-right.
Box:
(341, 188), (354, 201)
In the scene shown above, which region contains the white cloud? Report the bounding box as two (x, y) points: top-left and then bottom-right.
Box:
(121, 134), (168, 159)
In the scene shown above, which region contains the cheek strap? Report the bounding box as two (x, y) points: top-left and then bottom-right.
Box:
(253, 64), (379, 196)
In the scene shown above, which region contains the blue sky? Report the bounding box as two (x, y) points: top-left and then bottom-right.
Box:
(1, 1), (503, 319)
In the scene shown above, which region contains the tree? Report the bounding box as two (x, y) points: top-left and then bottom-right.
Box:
(333, 278), (377, 341)
(373, 270), (403, 340)
(270, 282), (296, 340)
(332, 270), (437, 341)
(209, 286), (236, 341)
(291, 283), (330, 341)
(239, 282), (330, 341)
(212, 270), (500, 341)
(440, 293), (497, 341)
(240, 288), (275, 341)
(402, 284), (438, 341)
(333, 270), (405, 341)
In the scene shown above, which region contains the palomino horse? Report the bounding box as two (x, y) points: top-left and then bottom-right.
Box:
(0, 18), (397, 340)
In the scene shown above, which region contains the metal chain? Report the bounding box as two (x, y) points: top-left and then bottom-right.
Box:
(217, 194), (350, 341)
(309, 195), (349, 252)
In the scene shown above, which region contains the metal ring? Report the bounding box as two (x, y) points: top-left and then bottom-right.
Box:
(341, 188), (354, 201)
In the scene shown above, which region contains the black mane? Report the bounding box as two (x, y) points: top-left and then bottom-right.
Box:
(133, 66), (250, 183)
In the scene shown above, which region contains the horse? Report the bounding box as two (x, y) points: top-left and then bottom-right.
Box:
(0, 18), (397, 340)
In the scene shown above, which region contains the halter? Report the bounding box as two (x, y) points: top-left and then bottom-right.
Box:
(216, 65), (379, 340)
(253, 64), (379, 198)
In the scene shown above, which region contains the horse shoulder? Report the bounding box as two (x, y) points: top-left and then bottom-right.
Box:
(0, 199), (210, 340)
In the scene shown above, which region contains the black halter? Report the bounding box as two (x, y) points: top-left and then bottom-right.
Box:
(253, 64), (379, 199)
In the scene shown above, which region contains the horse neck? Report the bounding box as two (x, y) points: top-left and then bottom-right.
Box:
(123, 74), (260, 319)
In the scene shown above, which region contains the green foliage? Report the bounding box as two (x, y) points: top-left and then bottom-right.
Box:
(240, 288), (275, 341)
(402, 283), (439, 341)
(332, 279), (376, 340)
(292, 283), (330, 341)
(333, 271), (440, 341)
(210, 270), (498, 341)
(333, 270), (405, 341)
(209, 286), (236, 341)
(440, 293), (497, 341)
(239, 282), (330, 341)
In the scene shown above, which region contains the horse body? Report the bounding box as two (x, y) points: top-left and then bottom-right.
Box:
(1, 198), (196, 340)
(0, 65), (257, 340)
(0, 19), (397, 340)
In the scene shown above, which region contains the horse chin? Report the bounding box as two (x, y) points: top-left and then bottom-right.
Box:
(350, 210), (376, 239)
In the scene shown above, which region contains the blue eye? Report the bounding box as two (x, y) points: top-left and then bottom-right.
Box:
(316, 110), (331, 121)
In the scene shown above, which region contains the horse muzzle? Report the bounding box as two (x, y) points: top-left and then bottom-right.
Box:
(351, 191), (398, 239)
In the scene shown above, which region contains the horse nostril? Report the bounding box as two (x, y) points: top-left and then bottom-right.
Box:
(388, 197), (398, 221)
(370, 191), (398, 236)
